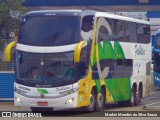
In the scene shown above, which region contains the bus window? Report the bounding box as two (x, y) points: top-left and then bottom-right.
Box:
(19, 16), (80, 46)
(137, 24), (150, 44)
(98, 25), (108, 43)
(81, 15), (94, 32)
(128, 22), (137, 43)
(155, 34), (160, 48)
(115, 21), (129, 42)
(81, 15), (94, 40)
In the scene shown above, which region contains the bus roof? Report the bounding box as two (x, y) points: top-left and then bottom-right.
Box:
(25, 10), (149, 24)
(26, 9), (82, 16)
(95, 12), (150, 25)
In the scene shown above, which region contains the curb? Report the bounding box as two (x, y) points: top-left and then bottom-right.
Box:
(0, 102), (14, 107)
(143, 102), (160, 110)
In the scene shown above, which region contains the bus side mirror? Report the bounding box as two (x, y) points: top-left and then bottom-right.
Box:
(4, 41), (17, 62)
(74, 40), (87, 63)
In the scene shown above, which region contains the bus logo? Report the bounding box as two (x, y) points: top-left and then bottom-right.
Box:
(135, 44), (145, 57)
(38, 89), (48, 94)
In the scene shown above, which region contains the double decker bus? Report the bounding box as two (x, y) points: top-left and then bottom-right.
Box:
(153, 29), (160, 88)
(5, 10), (151, 112)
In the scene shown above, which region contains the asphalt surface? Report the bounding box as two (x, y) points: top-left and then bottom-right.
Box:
(143, 87), (160, 110)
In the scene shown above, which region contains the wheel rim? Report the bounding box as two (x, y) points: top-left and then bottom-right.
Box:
(99, 92), (104, 105)
(131, 90), (134, 103)
(89, 94), (94, 109)
(137, 89), (141, 103)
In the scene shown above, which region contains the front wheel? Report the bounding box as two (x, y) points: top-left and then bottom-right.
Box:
(96, 89), (105, 111)
(127, 87), (136, 106)
(136, 86), (142, 105)
(85, 89), (96, 112)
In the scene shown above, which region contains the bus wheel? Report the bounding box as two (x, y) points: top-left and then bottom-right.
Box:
(127, 86), (136, 106)
(85, 89), (96, 112)
(136, 86), (142, 105)
(96, 89), (105, 111)
(31, 107), (53, 113)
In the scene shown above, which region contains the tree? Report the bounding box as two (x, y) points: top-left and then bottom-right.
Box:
(0, 0), (26, 39)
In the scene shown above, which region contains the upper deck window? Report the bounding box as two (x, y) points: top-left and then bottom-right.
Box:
(18, 15), (80, 46)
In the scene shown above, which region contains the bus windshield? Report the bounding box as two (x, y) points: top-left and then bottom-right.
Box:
(16, 51), (76, 87)
(155, 34), (160, 48)
(18, 15), (80, 46)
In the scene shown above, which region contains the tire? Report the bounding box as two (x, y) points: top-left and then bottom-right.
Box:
(127, 87), (136, 106)
(136, 86), (142, 105)
(31, 107), (53, 113)
(96, 89), (105, 111)
(85, 89), (97, 112)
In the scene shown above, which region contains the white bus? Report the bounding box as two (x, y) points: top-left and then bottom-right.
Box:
(5, 10), (151, 112)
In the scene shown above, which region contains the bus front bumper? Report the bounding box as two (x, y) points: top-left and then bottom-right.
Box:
(14, 92), (78, 110)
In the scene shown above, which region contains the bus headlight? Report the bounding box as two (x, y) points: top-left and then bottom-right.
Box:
(65, 98), (74, 104)
(15, 97), (22, 103)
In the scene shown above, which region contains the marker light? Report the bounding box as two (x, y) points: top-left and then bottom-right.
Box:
(65, 98), (74, 104)
(15, 97), (22, 103)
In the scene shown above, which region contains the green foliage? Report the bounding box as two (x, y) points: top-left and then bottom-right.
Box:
(0, 0), (26, 38)
(0, 2), (8, 25)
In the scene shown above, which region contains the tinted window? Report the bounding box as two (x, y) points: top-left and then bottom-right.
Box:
(98, 25), (109, 43)
(154, 53), (160, 73)
(137, 24), (150, 44)
(155, 34), (160, 48)
(96, 17), (150, 44)
(16, 51), (76, 87)
(114, 21), (130, 42)
(18, 16), (80, 46)
(92, 59), (133, 79)
(128, 22), (137, 43)
(81, 15), (94, 32)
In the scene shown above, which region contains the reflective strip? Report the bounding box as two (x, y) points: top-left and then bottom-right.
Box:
(0, 98), (14, 100)
(16, 43), (77, 53)
(0, 71), (15, 73)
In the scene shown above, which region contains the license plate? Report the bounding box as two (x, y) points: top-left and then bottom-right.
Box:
(37, 102), (48, 106)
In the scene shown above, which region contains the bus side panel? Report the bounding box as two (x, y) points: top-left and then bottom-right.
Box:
(90, 40), (132, 103)
(121, 42), (151, 97)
